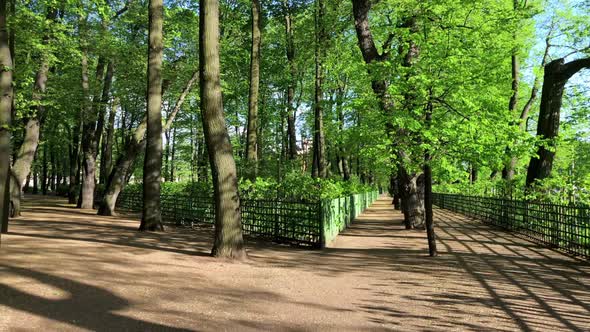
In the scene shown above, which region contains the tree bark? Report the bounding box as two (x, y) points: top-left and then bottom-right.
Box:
(0, 0), (13, 234)
(69, 116), (81, 203)
(336, 86), (350, 181)
(312, 0), (327, 179)
(200, 0), (246, 259)
(245, 0), (261, 179)
(526, 57), (590, 187)
(170, 125), (176, 181)
(100, 98), (117, 184)
(424, 98), (437, 256)
(284, 0), (297, 160)
(42, 146), (48, 195)
(79, 48), (102, 209)
(139, 0), (165, 232)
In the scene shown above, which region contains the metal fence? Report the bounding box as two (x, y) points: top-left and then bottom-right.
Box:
(116, 191), (322, 248)
(433, 193), (590, 259)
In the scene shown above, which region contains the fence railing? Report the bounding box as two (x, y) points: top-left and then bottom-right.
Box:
(116, 191), (379, 249)
(433, 193), (590, 259)
(322, 191), (380, 245)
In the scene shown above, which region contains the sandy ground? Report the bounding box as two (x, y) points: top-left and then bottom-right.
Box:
(0, 195), (589, 332)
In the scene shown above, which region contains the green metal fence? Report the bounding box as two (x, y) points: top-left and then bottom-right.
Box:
(433, 193), (590, 259)
(116, 191), (379, 249)
(321, 191), (380, 246)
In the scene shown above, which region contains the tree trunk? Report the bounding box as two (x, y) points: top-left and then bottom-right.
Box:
(170, 126), (176, 181)
(79, 48), (101, 209)
(100, 97), (117, 184)
(312, 0), (327, 179)
(470, 163), (478, 183)
(424, 157), (437, 256)
(424, 98), (437, 256)
(0, 0), (13, 234)
(200, 0), (246, 259)
(69, 117), (81, 203)
(400, 168), (425, 229)
(50, 146), (56, 192)
(163, 127), (170, 181)
(336, 86), (350, 181)
(284, 0), (297, 160)
(245, 0), (261, 179)
(41, 146), (48, 195)
(32, 172), (38, 194)
(139, 0), (165, 232)
(526, 57), (590, 187)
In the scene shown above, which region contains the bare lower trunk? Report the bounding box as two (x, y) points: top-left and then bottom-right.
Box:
(200, 0), (246, 259)
(284, 0), (297, 160)
(139, 0), (164, 232)
(311, 0), (327, 179)
(98, 138), (145, 216)
(245, 0), (261, 179)
(400, 169), (425, 229)
(100, 98), (117, 184)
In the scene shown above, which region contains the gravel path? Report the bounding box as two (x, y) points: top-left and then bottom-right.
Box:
(0, 196), (589, 331)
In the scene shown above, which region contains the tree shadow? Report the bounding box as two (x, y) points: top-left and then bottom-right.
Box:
(0, 264), (193, 331)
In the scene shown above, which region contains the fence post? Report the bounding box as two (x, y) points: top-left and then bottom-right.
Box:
(319, 200), (326, 249)
(274, 200), (280, 242)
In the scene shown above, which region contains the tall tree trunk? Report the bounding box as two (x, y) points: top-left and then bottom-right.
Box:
(526, 57), (590, 187)
(32, 171), (38, 194)
(200, 0), (246, 259)
(163, 127), (170, 181)
(352, 0), (424, 226)
(69, 116), (81, 203)
(284, 0), (297, 160)
(50, 146), (56, 192)
(336, 86), (350, 181)
(139, 0), (165, 232)
(312, 0), (327, 179)
(95, 61), (114, 150)
(502, 0), (520, 181)
(170, 125), (177, 181)
(79, 48), (102, 209)
(100, 97), (117, 184)
(0, 0), (13, 234)
(42, 146), (48, 195)
(424, 96), (437, 256)
(245, 0), (261, 179)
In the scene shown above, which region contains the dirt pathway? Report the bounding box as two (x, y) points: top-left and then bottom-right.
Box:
(0, 196), (589, 331)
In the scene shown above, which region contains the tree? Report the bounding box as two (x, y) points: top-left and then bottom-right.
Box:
(9, 7), (57, 217)
(245, 0), (262, 180)
(200, 0), (246, 259)
(0, 0), (13, 235)
(311, 0), (327, 179)
(526, 57), (590, 187)
(139, 0), (165, 231)
(284, 0), (298, 160)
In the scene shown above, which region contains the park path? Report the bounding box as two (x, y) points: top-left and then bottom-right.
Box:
(0, 195), (589, 331)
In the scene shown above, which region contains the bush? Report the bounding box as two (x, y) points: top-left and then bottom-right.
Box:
(123, 173), (377, 202)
